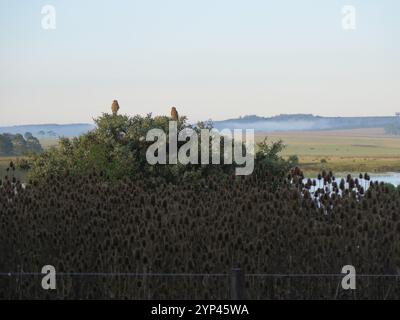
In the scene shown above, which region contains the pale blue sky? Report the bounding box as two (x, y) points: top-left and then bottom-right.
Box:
(0, 0), (399, 125)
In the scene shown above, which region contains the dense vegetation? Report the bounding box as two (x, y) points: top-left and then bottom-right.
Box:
(0, 133), (43, 156)
(1, 165), (400, 299)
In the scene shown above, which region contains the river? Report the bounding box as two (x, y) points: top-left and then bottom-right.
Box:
(306, 172), (400, 186)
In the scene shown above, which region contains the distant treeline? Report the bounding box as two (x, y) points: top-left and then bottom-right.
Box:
(0, 123), (95, 138)
(0, 132), (43, 156)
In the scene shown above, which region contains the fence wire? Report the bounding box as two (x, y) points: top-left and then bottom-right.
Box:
(0, 272), (399, 278)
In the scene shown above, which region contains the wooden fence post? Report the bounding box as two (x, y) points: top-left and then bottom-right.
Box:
(231, 268), (245, 300)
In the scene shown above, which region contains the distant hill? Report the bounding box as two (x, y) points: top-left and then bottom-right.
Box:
(1, 114), (399, 137)
(213, 114), (400, 132)
(0, 123), (95, 138)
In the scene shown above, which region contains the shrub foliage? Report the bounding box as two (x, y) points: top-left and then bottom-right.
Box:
(26, 113), (293, 183)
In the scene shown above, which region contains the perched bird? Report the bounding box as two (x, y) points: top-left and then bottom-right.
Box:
(171, 107), (179, 121)
(111, 100), (120, 115)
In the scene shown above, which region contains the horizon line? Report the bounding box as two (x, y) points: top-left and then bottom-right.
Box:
(1, 113), (400, 128)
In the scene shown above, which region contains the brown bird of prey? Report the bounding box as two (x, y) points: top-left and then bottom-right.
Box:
(171, 107), (179, 120)
(111, 100), (120, 115)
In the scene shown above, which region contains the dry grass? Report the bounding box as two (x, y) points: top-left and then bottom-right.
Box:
(38, 138), (58, 150)
(0, 156), (28, 182)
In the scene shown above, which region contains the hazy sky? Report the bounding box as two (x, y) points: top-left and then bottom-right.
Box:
(0, 0), (399, 125)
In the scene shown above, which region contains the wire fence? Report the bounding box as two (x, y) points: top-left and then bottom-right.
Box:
(0, 272), (399, 277)
(1, 269), (399, 299)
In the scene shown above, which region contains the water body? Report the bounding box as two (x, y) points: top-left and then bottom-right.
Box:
(367, 172), (400, 186)
(306, 172), (400, 186)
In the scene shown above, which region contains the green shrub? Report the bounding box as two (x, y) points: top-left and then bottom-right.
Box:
(26, 112), (292, 183)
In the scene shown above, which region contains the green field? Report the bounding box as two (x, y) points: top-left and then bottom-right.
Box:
(257, 127), (400, 175)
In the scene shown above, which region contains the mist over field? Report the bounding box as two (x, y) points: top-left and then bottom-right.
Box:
(213, 115), (400, 132)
